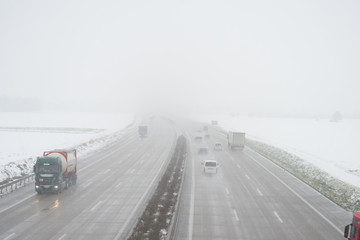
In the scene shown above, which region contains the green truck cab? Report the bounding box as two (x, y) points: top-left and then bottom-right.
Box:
(34, 149), (77, 194)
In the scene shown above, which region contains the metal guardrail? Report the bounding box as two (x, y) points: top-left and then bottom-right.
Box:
(0, 174), (35, 197)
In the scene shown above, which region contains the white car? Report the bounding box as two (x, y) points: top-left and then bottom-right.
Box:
(214, 143), (222, 151)
(202, 160), (218, 174)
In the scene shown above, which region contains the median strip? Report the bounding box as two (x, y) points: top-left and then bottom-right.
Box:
(127, 135), (186, 240)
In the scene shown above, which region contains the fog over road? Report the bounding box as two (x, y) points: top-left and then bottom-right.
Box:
(173, 120), (352, 240)
(0, 118), (353, 240)
(0, 118), (177, 240)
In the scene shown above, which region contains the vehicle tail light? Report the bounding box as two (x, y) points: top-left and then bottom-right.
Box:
(39, 179), (43, 182)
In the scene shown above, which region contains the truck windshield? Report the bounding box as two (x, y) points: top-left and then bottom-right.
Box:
(37, 164), (59, 173)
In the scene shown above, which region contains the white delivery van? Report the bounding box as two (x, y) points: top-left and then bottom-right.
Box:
(202, 160), (218, 174)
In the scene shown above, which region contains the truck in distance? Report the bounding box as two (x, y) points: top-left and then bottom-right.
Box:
(227, 131), (245, 150)
(344, 211), (360, 239)
(138, 125), (148, 137)
(34, 149), (77, 194)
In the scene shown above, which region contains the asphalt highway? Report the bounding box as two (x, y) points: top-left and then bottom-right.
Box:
(172, 120), (353, 240)
(0, 118), (177, 240)
(0, 118), (354, 240)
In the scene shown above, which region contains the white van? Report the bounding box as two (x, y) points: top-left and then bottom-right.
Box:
(202, 160), (218, 174)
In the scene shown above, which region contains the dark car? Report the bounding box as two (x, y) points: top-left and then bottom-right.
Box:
(195, 136), (203, 142)
(198, 147), (209, 154)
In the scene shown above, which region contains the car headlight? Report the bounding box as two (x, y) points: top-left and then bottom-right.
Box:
(54, 185), (58, 189)
(35, 185), (39, 189)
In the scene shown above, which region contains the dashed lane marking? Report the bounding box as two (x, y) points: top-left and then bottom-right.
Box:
(273, 211), (284, 223)
(233, 209), (239, 221)
(3, 233), (15, 240)
(245, 152), (343, 235)
(256, 188), (263, 196)
(91, 201), (103, 211)
(58, 234), (67, 240)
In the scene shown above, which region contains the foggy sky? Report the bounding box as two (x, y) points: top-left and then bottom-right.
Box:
(1, 0), (359, 115)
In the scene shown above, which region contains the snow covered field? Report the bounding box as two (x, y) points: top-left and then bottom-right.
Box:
(0, 112), (134, 183)
(191, 114), (360, 189)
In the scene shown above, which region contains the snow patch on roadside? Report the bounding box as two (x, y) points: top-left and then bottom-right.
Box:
(0, 112), (134, 185)
(246, 138), (360, 212)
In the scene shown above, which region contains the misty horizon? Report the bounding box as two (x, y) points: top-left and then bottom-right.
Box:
(1, 0), (359, 116)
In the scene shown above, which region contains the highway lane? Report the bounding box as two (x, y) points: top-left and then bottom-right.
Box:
(0, 117), (177, 240)
(173, 120), (353, 240)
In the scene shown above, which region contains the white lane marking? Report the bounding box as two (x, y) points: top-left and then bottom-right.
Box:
(3, 233), (15, 240)
(80, 150), (120, 172)
(233, 209), (239, 221)
(245, 152), (343, 235)
(115, 182), (123, 188)
(58, 234), (67, 240)
(188, 136), (195, 240)
(81, 181), (93, 189)
(0, 193), (36, 214)
(273, 211), (283, 223)
(113, 150), (171, 240)
(225, 151), (234, 162)
(245, 174), (250, 180)
(256, 188), (263, 196)
(91, 201), (103, 211)
(225, 187), (230, 195)
(103, 169), (111, 174)
(237, 164), (241, 169)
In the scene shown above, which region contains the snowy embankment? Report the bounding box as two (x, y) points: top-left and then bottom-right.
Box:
(0, 112), (134, 185)
(191, 115), (360, 211)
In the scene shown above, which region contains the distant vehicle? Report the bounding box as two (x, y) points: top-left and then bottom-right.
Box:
(198, 147), (209, 155)
(344, 211), (360, 239)
(227, 132), (245, 150)
(194, 136), (203, 142)
(211, 120), (218, 126)
(205, 134), (210, 139)
(34, 149), (77, 194)
(214, 143), (222, 151)
(202, 160), (218, 174)
(138, 125), (148, 137)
